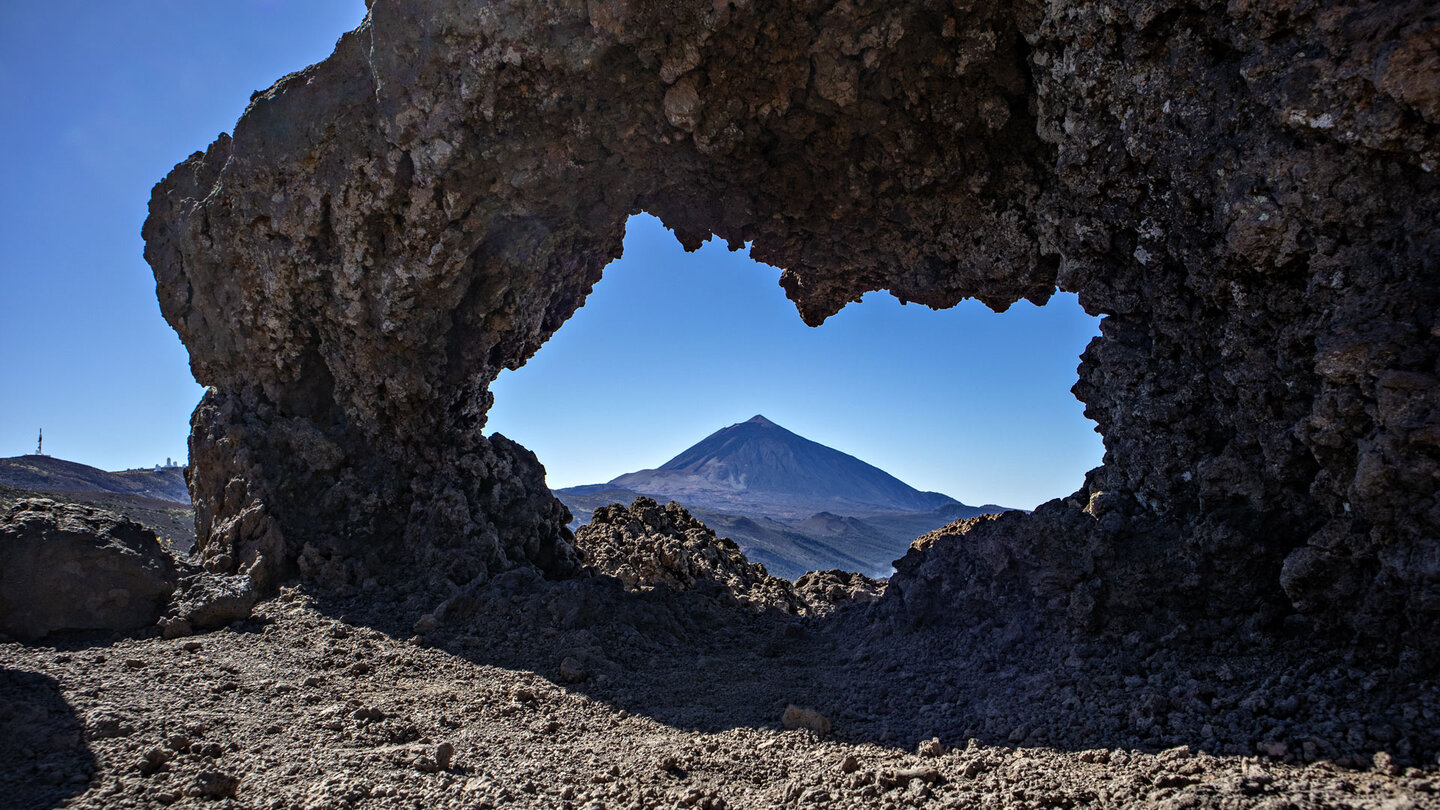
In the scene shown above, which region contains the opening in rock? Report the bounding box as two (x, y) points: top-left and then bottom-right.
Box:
(488, 214), (1102, 579)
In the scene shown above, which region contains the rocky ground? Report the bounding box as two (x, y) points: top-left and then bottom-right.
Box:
(5, 561), (1438, 809)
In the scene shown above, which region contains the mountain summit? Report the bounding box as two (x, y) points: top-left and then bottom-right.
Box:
(607, 415), (959, 519)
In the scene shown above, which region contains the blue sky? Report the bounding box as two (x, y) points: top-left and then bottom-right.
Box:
(0, 1), (1103, 510)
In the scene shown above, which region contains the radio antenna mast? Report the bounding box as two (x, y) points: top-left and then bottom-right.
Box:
(37, 428), (43, 456)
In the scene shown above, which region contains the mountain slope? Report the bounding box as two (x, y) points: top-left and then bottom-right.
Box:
(609, 415), (958, 519)
(0, 455), (189, 504)
(554, 416), (1012, 579)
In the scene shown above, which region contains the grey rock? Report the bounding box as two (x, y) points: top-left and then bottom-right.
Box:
(171, 573), (257, 630)
(0, 499), (177, 641)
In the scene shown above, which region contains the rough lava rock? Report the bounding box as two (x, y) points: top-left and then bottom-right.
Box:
(145, 1), (1439, 650)
(167, 572), (259, 632)
(793, 569), (887, 616)
(0, 499), (178, 641)
(576, 498), (804, 614)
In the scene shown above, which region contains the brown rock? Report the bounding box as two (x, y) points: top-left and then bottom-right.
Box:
(917, 738), (944, 758)
(160, 618), (193, 639)
(781, 705), (831, 736)
(559, 657), (587, 684)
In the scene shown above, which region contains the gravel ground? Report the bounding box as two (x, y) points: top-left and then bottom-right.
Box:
(3, 574), (1437, 810)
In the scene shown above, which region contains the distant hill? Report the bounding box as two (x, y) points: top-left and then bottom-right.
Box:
(0, 455), (189, 503)
(0, 483), (196, 551)
(554, 416), (1012, 579)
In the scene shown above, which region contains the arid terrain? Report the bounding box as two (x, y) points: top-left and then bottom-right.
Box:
(7, 0), (1438, 806)
(4, 498), (1438, 809)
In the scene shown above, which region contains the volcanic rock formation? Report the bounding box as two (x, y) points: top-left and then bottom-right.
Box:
(574, 497), (806, 614)
(145, 1), (1438, 648)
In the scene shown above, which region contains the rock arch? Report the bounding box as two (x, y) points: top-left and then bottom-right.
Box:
(145, 0), (1439, 647)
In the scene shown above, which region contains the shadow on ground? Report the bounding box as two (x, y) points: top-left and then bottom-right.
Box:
(302, 567), (1439, 768)
(0, 668), (96, 810)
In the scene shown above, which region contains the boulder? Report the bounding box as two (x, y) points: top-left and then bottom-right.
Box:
(0, 499), (177, 641)
(170, 572), (258, 631)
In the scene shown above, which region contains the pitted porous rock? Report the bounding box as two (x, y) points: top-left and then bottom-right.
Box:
(0, 499), (178, 641)
(144, 0), (1439, 650)
(575, 498), (803, 614)
(793, 570), (886, 617)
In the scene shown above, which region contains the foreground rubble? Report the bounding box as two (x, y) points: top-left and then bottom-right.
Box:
(4, 572), (1437, 810)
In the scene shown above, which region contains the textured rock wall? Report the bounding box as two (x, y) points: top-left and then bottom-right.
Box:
(145, 0), (1438, 646)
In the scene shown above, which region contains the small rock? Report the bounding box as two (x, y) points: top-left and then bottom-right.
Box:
(137, 746), (172, 776)
(192, 771), (238, 798)
(436, 742), (455, 771)
(165, 734), (190, 752)
(161, 618), (193, 639)
(559, 656), (587, 683)
(173, 573), (257, 630)
(413, 613), (439, 635)
(1158, 745), (1193, 761)
(414, 756), (439, 774)
(1374, 751), (1400, 776)
(124, 658), (146, 669)
(84, 710), (134, 741)
(917, 738), (944, 758)
(203, 553), (234, 573)
(182, 640), (203, 652)
(781, 705), (831, 735)
(659, 754), (680, 771)
(347, 661), (372, 676)
(1258, 741), (1288, 758)
(839, 754), (860, 773)
(1153, 774), (1198, 788)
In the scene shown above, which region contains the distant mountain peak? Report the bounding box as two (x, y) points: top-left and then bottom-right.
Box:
(607, 416), (960, 519)
(557, 418), (1012, 579)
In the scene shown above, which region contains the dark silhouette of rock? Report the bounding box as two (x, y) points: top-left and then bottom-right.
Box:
(143, 1), (1439, 650)
(0, 499), (178, 641)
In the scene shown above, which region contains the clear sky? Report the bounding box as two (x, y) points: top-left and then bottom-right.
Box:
(0, 1), (1103, 510)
